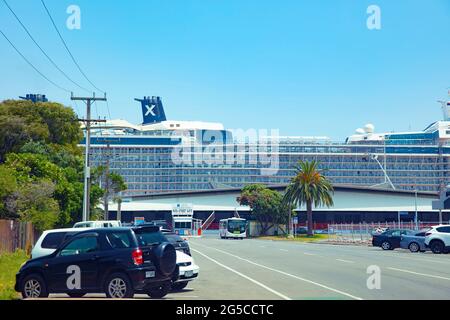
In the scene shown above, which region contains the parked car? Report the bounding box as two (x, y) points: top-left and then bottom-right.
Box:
(372, 229), (414, 250)
(161, 230), (191, 256)
(372, 227), (389, 235)
(295, 227), (308, 235)
(137, 220), (171, 230)
(16, 226), (176, 299)
(424, 225), (450, 254)
(31, 228), (90, 259)
(171, 250), (199, 291)
(73, 220), (122, 228)
(400, 228), (431, 252)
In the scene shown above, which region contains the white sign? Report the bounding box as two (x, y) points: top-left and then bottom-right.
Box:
(172, 203), (193, 216)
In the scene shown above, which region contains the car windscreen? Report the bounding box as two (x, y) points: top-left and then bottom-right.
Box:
(134, 230), (169, 246)
(41, 232), (68, 249)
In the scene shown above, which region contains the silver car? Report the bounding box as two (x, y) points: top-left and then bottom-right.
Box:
(400, 229), (431, 253)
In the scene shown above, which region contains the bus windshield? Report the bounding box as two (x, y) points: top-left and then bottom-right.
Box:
(227, 220), (246, 234)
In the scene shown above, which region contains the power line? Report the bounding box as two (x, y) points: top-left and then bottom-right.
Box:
(40, 0), (105, 94)
(2, 0), (90, 93)
(0, 28), (71, 93)
(106, 99), (112, 119)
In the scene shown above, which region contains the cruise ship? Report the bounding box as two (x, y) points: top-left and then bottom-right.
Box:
(84, 96), (450, 196)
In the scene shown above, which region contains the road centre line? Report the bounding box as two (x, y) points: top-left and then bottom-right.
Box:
(387, 267), (450, 281)
(191, 248), (291, 300)
(336, 259), (355, 263)
(191, 243), (363, 300)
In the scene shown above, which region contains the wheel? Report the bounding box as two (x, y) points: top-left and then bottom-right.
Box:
(171, 281), (188, 291)
(67, 292), (86, 298)
(430, 241), (445, 254)
(104, 273), (133, 298)
(21, 274), (49, 299)
(381, 241), (391, 250)
(147, 282), (171, 299)
(408, 242), (420, 253)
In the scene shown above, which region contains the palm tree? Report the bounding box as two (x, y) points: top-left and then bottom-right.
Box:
(283, 160), (334, 236)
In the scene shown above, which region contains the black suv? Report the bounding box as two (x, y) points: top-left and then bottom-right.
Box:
(161, 229), (191, 256)
(15, 226), (176, 299)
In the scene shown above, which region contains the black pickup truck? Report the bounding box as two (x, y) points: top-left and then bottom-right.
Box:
(15, 226), (176, 299)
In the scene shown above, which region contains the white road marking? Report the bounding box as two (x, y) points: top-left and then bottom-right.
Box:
(336, 259), (355, 264)
(191, 248), (291, 300)
(280, 249), (289, 252)
(387, 267), (450, 281)
(192, 244), (363, 300)
(303, 252), (317, 256)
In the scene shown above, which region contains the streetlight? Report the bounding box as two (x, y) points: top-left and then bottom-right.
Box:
(414, 188), (418, 230)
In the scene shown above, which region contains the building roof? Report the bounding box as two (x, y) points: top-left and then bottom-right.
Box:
(126, 184), (438, 202)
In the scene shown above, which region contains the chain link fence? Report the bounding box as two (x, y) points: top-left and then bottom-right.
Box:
(326, 221), (444, 244)
(0, 220), (39, 254)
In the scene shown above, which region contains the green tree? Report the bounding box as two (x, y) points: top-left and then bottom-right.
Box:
(237, 184), (289, 235)
(15, 180), (60, 231)
(283, 160), (334, 236)
(92, 166), (127, 219)
(0, 166), (18, 219)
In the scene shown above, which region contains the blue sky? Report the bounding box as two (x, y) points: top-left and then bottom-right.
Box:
(1, 0), (449, 140)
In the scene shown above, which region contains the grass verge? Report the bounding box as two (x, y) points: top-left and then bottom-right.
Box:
(0, 250), (28, 300)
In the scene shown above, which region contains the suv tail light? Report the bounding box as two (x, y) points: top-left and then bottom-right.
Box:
(132, 248), (143, 266)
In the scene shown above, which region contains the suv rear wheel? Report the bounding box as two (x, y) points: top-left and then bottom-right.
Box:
(430, 240), (445, 254)
(105, 273), (133, 299)
(21, 274), (48, 299)
(172, 281), (188, 291)
(147, 282), (171, 299)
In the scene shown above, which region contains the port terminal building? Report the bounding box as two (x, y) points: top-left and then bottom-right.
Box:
(107, 185), (448, 230)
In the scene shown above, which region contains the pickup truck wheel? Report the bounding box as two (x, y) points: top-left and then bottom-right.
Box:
(430, 241), (445, 254)
(381, 241), (391, 250)
(408, 242), (420, 253)
(21, 274), (48, 299)
(105, 273), (133, 299)
(172, 281), (188, 291)
(147, 282), (171, 299)
(67, 292), (86, 298)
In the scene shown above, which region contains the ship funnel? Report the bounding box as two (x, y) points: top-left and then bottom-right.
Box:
(135, 96), (167, 125)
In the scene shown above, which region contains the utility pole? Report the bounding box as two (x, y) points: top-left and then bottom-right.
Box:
(71, 92), (107, 222)
(103, 143), (111, 220)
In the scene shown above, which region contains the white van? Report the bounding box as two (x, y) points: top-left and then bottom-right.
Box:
(73, 220), (122, 228)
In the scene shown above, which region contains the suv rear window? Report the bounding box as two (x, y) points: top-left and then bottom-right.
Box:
(134, 230), (169, 246)
(41, 232), (68, 249)
(164, 233), (184, 243)
(437, 226), (450, 233)
(106, 232), (133, 249)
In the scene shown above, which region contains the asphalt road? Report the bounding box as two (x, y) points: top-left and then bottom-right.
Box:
(42, 234), (450, 300)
